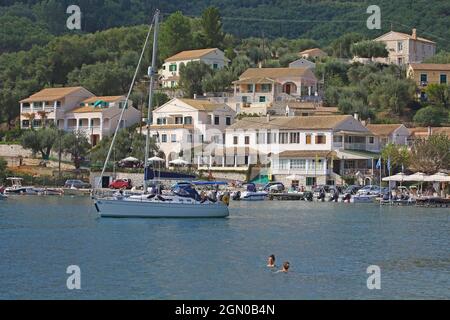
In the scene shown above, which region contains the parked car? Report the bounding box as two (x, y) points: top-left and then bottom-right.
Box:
(263, 182), (285, 193)
(109, 179), (132, 189)
(343, 185), (362, 195)
(357, 185), (382, 195)
(64, 179), (91, 189)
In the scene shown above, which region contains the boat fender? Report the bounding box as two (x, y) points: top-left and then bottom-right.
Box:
(222, 194), (230, 206)
(147, 194), (156, 199)
(94, 202), (100, 212)
(157, 195), (166, 202)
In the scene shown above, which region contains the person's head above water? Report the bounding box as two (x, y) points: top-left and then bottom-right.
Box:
(267, 254), (276, 267)
(282, 261), (290, 272)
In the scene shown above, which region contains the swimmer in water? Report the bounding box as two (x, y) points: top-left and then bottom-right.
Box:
(276, 261), (290, 273)
(267, 254), (276, 268)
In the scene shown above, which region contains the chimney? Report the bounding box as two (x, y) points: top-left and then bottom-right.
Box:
(353, 113), (359, 121)
(258, 61), (263, 68)
(266, 113), (271, 123)
(193, 94), (197, 100)
(412, 28), (417, 40)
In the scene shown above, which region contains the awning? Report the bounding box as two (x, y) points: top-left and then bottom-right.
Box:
(335, 150), (379, 160)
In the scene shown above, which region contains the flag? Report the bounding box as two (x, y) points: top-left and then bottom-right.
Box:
(376, 158), (381, 169)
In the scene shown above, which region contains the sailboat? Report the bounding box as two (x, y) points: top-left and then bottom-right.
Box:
(93, 10), (229, 218)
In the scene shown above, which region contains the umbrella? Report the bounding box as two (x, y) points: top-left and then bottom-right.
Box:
(148, 156), (165, 162)
(121, 156), (139, 162)
(382, 173), (408, 182)
(424, 172), (450, 182)
(404, 172), (428, 182)
(286, 174), (301, 180)
(169, 158), (189, 166)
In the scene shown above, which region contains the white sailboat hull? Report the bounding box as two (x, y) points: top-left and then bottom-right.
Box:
(95, 198), (229, 218)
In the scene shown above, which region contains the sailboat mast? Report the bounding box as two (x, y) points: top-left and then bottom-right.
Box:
(144, 10), (160, 193)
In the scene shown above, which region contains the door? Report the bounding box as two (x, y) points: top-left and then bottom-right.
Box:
(285, 84), (291, 95)
(102, 176), (110, 188)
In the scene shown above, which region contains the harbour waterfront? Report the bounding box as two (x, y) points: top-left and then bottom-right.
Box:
(0, 196), (449, 299)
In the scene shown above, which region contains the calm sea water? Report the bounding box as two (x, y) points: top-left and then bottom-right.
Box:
(0, 196), (448, 300)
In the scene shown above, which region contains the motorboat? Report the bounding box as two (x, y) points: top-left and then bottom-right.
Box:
(4, 177), (39, 195)
(239, 183), (268, 201)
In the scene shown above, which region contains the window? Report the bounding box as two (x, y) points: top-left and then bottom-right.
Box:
(214, 116), (220, 125)
(259, 96), (266, 103)
(56, 101), (61, 108)
(213, 63), (218, 69)
(161, 134), (167, 143)
(369, 136), (375, 144)
(242, 96), (248, 103)
(279, 132), (289, 144)
(315, 135), (326, 144)
(278, 159), (289, 170)
(261, 84), (271, 92)
(171, 134), (177, 142)
(226, 117), (231, 126)
(420, 73), (428, 83)
(247, 84), (254, 92)
(244, 136), (250, 145)
(175, 117), (183, 124)
(32, 119), (42, 127)
(440, 74), (447, 84)
(257, 132), (266, 144)
(306, 177), (316, 186)
(184, 116), (193, 125)
(397, 41), (403, 52)
(22, 120), (30, 128)
(187, 134), (193, 143)
(233, 136), (238, 145)
(169, 64), (177, 72)
(290, 159), (306, 170)
(306, 134), (312, 144)
(156, 118), (166, 125)
(290, 132), (300, 144)
(333, 136), (343, 143)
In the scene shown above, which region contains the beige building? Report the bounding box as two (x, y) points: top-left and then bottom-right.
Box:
(298, 48), (327, 60)
(407, 63), (450, 99)
(232, 67), (318, 115)
(63, 96), (141, 146)
(20, 87), (141, 146)
(365, 124), (410, 152)
(374, 29), (436, 65)
(159, 48), (229, 88)
(20, 87), (94, 129)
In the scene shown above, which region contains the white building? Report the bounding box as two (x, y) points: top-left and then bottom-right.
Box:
(374, 29), (436, 65)
(160, 48), (230, 88)
(147, 98), (236, 165)
(199, 115), (380, 187)
(20, 87), (141, 146)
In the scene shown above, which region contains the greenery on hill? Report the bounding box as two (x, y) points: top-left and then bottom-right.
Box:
(1, 0), (449, 54)
(0, 4), (449, 131)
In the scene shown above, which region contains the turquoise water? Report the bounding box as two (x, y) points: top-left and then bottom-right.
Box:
(0, 196), (448, 299)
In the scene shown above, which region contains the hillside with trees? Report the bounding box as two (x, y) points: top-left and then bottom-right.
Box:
(0, 4), (449, 133)
(1, 0), (449, 54)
